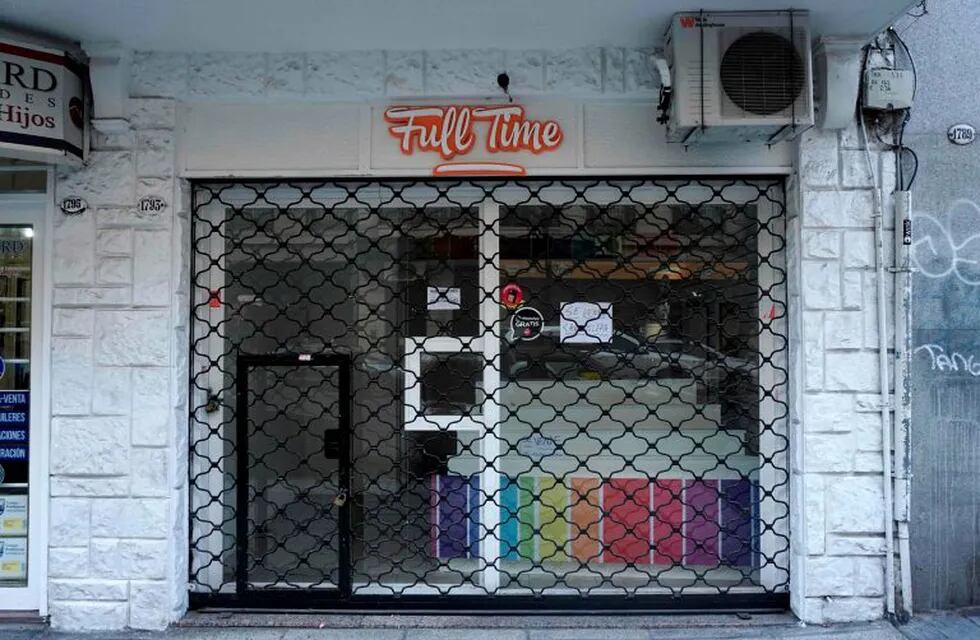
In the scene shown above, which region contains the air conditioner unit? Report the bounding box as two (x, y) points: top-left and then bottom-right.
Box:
(662, 10), (813, 144)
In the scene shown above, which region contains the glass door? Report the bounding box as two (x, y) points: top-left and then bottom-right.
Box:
(0, 195), (44, 611)
(189, 180), (789, 608)
(236, 354), (351, 598)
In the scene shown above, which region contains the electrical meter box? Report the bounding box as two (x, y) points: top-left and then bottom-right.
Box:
(864, 68), (915, 110)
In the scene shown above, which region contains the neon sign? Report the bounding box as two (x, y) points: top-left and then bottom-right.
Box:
(383, 105), (563, 176)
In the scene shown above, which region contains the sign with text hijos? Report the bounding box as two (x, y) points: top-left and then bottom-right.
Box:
(0, 37), (87, 164)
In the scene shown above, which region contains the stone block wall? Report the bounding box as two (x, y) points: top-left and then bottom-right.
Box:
(789, 126), (897, 623)
(42, 47), (895, 629)
(48, 97), (183, 630)
(129, 48), (660, 99)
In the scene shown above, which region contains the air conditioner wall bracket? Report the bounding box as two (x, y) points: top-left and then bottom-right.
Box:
(813, 37), (866, 130)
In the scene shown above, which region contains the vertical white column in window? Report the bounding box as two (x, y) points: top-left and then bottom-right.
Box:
(479, 199), (501, 593)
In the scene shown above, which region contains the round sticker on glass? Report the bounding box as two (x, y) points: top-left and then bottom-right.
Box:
(501, 283), (524, 310)
(511, 306), (544, 341)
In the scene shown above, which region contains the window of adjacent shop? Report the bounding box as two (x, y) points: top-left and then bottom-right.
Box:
(0, 159), (48, 610)
(188, 178), (789, 609)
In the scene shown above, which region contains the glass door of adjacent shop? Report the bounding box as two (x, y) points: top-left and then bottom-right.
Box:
(0, 195), (45, 611)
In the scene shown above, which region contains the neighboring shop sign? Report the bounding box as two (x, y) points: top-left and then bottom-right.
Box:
(384, 104), (563, 176)
(0, 37), (88, 164)
(0, 391), (29, 485)
(0, 225), (31, 589)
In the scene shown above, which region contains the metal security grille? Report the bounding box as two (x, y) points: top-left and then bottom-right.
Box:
(188, 178), (789, 611)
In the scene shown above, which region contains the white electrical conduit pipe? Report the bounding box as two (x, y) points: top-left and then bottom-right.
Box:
(858, 112), (896, 617)
(894, 190), (914, 619)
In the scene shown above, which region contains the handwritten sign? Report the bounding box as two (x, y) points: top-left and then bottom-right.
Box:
(383, 105), (563, 176)
(560, 302), (613, 344)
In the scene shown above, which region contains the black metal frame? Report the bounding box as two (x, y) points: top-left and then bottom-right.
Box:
(235, 353), (352, 600)
(189, 590), (789, 612)
(188, 175), (791, 613)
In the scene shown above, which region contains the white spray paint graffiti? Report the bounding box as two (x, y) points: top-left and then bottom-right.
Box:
(915, 344), (980, 376)
(911, 199), (980, 285)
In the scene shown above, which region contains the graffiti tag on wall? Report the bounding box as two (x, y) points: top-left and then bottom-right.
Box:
(915, 344), (980, 376)
(911, 199), (980, 285)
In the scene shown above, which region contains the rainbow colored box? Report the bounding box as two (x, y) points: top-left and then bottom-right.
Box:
(430, 474), (758, 567)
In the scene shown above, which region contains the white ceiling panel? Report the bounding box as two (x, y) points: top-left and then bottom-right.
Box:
(0, 0), (917, 53)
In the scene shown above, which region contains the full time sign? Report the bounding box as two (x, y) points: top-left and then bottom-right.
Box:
(384, 104), (564, 176)
(0, 37), (88, 164)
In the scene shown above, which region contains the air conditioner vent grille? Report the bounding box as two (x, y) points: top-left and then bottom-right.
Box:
(719, 31), (805, 116)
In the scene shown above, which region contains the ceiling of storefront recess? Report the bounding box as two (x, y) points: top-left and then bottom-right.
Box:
(1, 0), (917, 52)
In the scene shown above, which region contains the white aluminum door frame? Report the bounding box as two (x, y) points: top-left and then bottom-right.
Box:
(189, 197), (232, 592)
(756, 190), (789, 591)
(478, 199), (501, 592)
(0, 190), (52, 613)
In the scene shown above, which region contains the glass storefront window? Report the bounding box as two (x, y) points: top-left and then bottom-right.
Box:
(493, 194), (762, 591)
(0, 225), (32, 589)
(190, 180), (788, 604)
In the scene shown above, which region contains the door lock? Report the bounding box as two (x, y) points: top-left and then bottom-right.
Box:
(333, 488), (348, 508)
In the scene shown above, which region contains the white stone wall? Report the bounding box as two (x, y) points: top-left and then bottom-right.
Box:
(43, 47), (894, 630)
(49, 97), (185, 630)
(788, 126), (897, 623)
(130, 48), (659, 99)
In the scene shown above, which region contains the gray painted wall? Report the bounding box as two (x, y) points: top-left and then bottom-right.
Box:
(903, 0), (980, 611)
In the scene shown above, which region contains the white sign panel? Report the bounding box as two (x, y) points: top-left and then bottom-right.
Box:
(427, 286), (461, 311)
(560, 302), (613, 344)
(0, 38), (87, 164)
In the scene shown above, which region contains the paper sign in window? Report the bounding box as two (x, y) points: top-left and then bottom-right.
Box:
(0, 537), (26, 580)
(427, 286), (461, 311)
(0, 494), (26, 535)
(560, 302), (613, 344)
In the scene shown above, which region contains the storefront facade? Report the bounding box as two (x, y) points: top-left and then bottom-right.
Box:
(0, 2), (914, 630)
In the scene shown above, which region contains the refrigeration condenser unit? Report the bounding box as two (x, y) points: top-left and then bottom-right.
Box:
(660, 10), (814, 144)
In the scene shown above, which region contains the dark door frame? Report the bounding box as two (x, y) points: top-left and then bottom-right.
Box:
(235, 352), (352, 602)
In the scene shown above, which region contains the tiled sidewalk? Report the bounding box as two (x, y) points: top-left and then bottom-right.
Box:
(0, 613), (915, 640)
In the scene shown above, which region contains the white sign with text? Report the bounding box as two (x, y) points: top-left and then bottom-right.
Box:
(560, 302), (613, 344)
